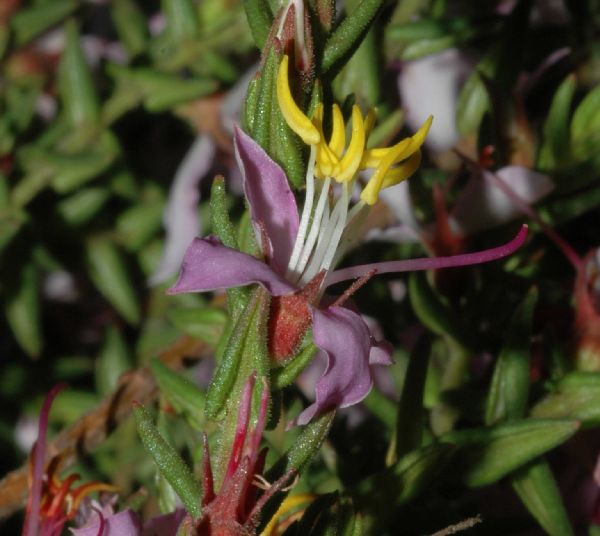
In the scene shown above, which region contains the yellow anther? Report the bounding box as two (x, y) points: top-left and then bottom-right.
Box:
(333, 105), (366, 183)
(260, 494), (316, 536)
(380, 150), (422, 190)
(364, 108), (377, 137)
(313, 104), (340, 178)
(328, 104), (346, 158)
(361, 115), (432, 169)
(276, 55), (320, 146)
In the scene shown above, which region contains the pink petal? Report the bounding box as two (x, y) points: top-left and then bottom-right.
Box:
(70, 509), (142, 536)
(297, 307), (373, 425)
(142, 509), (186, 536)
(150, 136), (216, 285)
(450, 166), (553, 236)
(167, 237), (296, 296)
(234, 126), (299, 274)
(325, 225), (528, 287)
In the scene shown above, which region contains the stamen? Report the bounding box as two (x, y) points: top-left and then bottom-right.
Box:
(379, 150), (422, 190)
(287, 147), (317, 276)
(291, 177), (331, 279)
(319, 183), (350, 272)
(333, 106), (366, 183)
(332, 269), (377, 307)
(328, 104), (346, 158)
(276, 56), (320, 146)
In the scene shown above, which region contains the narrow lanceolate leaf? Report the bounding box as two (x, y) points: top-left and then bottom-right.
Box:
(272, 343), (318, 389)
(110, 0), (148, 57)
(209, 177), (248, 315)
(10, 0), (77, 45)
(150, 359), (206, 430)
(242, 0), (273, 49)
(322, 0), (385, 74)
(58, 21), (100, 128)
(512, 460), (574, 536)
(133, 404), (202, 519)
(540, 75), (576, 169)
(531, 372), (600, 427)
(570, 82), (600, 161)
(168, 307), (227, 346)
(95, 327), (131, 396)
(205, 289), (268, 420)
(353, 444), (455, 532)
(394, 335), (431, 461)
(4, 262), (41, 357)
(56, 188), (110, 226)
(485, 287), (538, 425)
(162, 0), (199, 42)
(85, 235), (140, 325)
(441, 419), (579, 487)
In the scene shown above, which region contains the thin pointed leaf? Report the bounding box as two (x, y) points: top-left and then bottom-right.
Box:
(242, 0), (273, 49)
(95, 327), (131, 396)
(10, 1), (77, 45)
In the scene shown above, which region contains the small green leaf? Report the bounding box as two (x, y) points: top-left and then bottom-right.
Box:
(485, 287), (538, 425)
(162, 0), (199, 42)
(56, 188), (110, 226)
(512, 459), (574, 536)
(272, 343), (318, 389)
(322, 0), (385, 74)
(4, 262), (41, 357)
(151, 359), (206, 430)
(10, 0), (77, 45)
(110, 0), (148, 57)
(540, 75), (576, 169)
(441, 419), (580, 487)
(85, 235), (140, 325)
(168, 307), (227, 345)
(571, 83), (600, 161)
(133, 403), (202, 518)
(58, 21), (100, 128)
(116, 202), (164, 252)
(242, 0), (273, 49)
(95, 327), (131, 396)
(531, 372), (600, 427)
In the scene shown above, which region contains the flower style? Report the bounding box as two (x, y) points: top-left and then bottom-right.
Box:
(168, 56), (528, 424)
(22, 385), (118, 536)
(188, 374), (295, 535)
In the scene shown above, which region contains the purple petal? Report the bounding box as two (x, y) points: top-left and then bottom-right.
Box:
(142, 509), (186, 536)
(325, 225), (528, 287)
(150, 136), (216, 285)
(234, 125), (299, 274)
(297, 307), (373, 425)
(450, 166), (553, 235)
(167, 236), (296, 296)
(70, 509), (142, 536)
(24, 383), (67, 536)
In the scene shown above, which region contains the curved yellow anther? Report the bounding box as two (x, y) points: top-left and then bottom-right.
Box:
(333, 105), (365, 183)
(276, 55), (320, 146)
(364, 108), (377, 137)
(313, 104), (339, 178)
(328, 104), (346, 158)
(380, 150), (422, 190)
(361, 115), (432, 169)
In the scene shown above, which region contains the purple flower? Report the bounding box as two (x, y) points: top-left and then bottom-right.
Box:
(168, 127), (528, 424)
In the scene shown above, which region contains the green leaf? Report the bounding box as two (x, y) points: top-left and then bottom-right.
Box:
(162, 0), (199, 42)
(58, 21), (100, 128)
(150, 359), (206, 430)
(116, 202), (164, 251)
(85, 235), (140, 325)
(512, 459), (574, 536)
(322, 0), (385, 74)
(485, 287), (538, 424)
(110, 0), (148, 58)
(56, 187), (110, 226)
(353, 443), (455, 532)
(531, 372), (600, 427)
(272, 343), (318, 389)
(4, 262), (41, 357)
(242, 0), (273, 49)
(205, 289), (269, 420)
(95, 327), (131, 396)
(133, 403), (202, 518)
(571, 82), (600, 161)
(441, 419), (580, 487)
(168, 307), (227, 345)
(10, 0), (77, 45)
(540, 75), (576, 169)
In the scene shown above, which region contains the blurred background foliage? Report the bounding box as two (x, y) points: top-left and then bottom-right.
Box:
(1, 0), (600, 534)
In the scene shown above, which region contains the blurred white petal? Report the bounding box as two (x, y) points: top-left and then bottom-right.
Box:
(149, 136), (216, 285)
(398, 49), (471, 152)
(450, 166), (554, 235)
